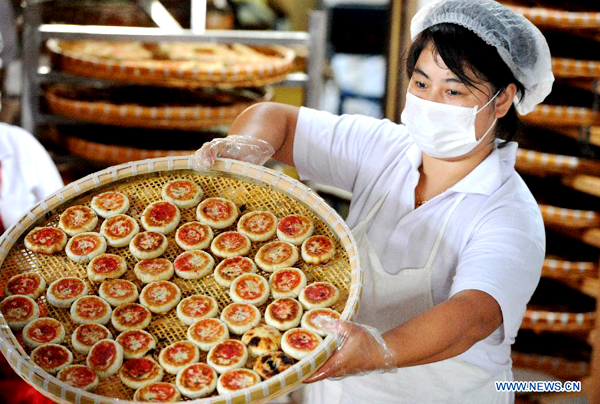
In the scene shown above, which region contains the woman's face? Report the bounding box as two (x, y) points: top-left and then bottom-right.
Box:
(407, 42), (497, 144)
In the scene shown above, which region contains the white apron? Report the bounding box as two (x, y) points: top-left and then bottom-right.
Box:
(302, 193), (513, 404)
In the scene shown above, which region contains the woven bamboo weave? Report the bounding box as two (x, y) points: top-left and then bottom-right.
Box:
(0, 157), (361, 404)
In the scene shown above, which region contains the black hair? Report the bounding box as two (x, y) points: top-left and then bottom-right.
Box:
(406, 23), (526, 147)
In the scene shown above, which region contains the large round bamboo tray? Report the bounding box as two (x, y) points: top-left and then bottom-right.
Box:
(539, 204), (600, 229)
(521, 309), (595, 333)
(520, 105), (600, 127)
(47, 40), (295, 88)
(562, 175), (600, 198)
(553, 126), (600, 148)
(64, 136), (193, 165)
(542, 258), (598, 279)
(515, 149), (600, 177)
(511, 352), (588, 381)
(507, 4), (600, 30)
(553, 58), (600, 79)
(45, 84), (272, 130)
(0, 157), (361, 404)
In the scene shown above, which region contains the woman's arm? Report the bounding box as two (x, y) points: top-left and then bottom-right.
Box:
(306, 289), (502, 381)
(228, 102), (300, 166)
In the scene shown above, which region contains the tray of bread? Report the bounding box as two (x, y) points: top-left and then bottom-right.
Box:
(45, 84), (272, 130)
(542, 258), (598, 279)
(0, 157), (361, 404)
(47, 40), (296, 88)
(539, 204), (600, 229)
(505, 3), (600, 30)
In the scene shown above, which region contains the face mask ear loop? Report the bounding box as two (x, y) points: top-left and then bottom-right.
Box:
(475, 90), (502, 115)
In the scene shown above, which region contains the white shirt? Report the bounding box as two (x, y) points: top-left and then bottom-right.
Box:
(293, 107), (545, 375)
(0, 123), (63, 227)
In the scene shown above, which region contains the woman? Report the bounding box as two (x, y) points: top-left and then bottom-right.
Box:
(195, 0), (553, 402)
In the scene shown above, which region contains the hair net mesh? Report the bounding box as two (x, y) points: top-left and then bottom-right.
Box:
(411, 0), (554, 115)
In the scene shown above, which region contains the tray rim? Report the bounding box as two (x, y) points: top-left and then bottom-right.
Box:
(0, 157), (362, 404)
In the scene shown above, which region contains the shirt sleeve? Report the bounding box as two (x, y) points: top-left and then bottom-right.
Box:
(449, 203), (545, 346)
(293, 107), (407, 193)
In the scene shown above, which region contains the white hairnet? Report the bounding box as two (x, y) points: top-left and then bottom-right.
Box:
(411, 0), (554, 115)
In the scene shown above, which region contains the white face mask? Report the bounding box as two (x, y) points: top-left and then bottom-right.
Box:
(400, 90), (500, 159)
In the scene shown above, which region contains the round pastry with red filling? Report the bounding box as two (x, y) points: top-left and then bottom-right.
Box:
(230, 273), (270, 306)
(220, 303), (261, 335)
(130, 231), (168, 260)
(299, 282), (340, 310)
(134, 258), (174, 283)
(91, 191), (130, 218)
(277, 215), (314, 245)
(70, 296), (112, 325)
(133, 382), (181, 402)
(265, 298), (303, 331)
(86, 339), (123, 379)
(116, 329), (157, 359)
(87, 253), (127, 282)
(241, 325), (282, 357)
(217, 368), (261, 395)
(119, 356), (164, 389)
(71, 323), (113, 354)
(175, 363), (217, 399)
(5, 272), (46, 299)
(141, 201), (180, 234)
(65, 232), (107, 263)
(46, 277), (88, 308)
(140, 281), (181, 314)
(175, 221), (213, 251)
(0, 295), (39, 330)
(158, 341), (200, 375)
(255, 241), (299, 272)
(58, 205), (98, 236)
(301, 308), (341, 337)
(31, 343), (73, 374)
(196, 197), (238, 229)
(207, 339), (248, 374)
(111, 303), (152, 332)
(269, 267), (307, 299)
(187, 318), (229, 352)
(301, 235), (336, 265)
(99, 279), (139, 306)
(57, 364), (99, 391)
(100, 214), (139, 247)
(22, 317), (65, 348)
(214, 256), (257, 288)
(162, 179), (203, 209)
(281, 328), (322, 360)
(237, 211), (277, 242)
(253, 351), (294, 380)
(173, 250), (214, 280)
(176, 295), (218, 325)
(24, 227), (67, 255)
(210, 231), (251, 259)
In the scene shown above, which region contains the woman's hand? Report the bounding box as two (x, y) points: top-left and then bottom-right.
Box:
(304, 319), (397, 383)
(193, 135), (275, 171)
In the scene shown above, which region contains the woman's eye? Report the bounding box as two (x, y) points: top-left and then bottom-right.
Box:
(447, 89), (461, 96)
(415, 81), (426, 89)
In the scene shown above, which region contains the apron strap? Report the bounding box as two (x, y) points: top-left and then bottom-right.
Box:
(352, 190), (390, 233)
(424, 194), (466, 269)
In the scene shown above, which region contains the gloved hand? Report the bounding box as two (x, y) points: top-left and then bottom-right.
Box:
(193, 135), (275, 171)
(304, 318), (397, 383)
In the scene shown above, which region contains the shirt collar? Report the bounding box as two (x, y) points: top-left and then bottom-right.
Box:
(450, 140), (517, 196)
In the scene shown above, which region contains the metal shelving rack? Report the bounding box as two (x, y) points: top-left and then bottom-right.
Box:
(20, 1), (327, 134)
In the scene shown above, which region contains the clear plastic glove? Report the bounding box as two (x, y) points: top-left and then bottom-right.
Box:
(304, 318), (397, 383)
(193, 135), (275, 171)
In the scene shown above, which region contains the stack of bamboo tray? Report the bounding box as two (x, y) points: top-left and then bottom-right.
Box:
(40, 3), (294, 167)
(501, 1), (600, 398)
